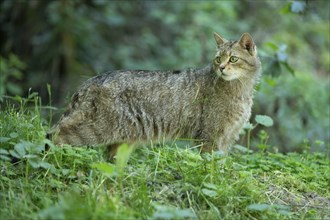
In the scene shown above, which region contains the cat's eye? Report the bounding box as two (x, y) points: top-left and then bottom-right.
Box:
(214, 56), (221, 64)
(229, 56), (239, 63)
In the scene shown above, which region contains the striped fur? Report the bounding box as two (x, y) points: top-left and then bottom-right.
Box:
(48, 32), (261, 155)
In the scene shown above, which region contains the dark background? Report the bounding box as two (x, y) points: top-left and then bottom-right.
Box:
(1, 0), (329, 152)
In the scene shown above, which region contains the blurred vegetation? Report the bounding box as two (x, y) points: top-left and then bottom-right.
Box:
(0, 0), (329, 152)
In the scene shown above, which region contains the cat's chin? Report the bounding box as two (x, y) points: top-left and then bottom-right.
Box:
(215, 69), (238, 81)
(221, 74), (238, 81)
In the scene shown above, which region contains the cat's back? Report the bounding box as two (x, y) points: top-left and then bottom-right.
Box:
(68, 67), (211, 120)
(82, 67), (209, 89)
(74, 67), (211, 107)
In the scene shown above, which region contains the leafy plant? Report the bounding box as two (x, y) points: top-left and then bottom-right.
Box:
(260, 42), (295, 77)
(254, 72), (330, 152)
(0, 93), (46, 151)
(239, 114), (273, 152)
(0, 54), (25, 100)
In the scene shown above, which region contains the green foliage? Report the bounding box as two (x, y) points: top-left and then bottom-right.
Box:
(1, 98), (329, 220)
(0, 54), (25, 100)
(0, 93), (46, 150)
(260, 42), (295, 77)
(255, 115), (274, 127)
(254, 72), (330, 152)
(240, 114), (273, 151)
(3, 144), (329, 219)
(151, 204), (196, 220)
(281, 0), (307, 14)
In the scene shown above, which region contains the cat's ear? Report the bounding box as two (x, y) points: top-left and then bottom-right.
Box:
(214, 32), (227, 47)
(238, 33), (256, 56)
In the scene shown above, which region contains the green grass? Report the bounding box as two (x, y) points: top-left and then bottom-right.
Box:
(0, 97), (329, 220)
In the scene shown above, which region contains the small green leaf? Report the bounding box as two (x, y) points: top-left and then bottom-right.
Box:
(0, 155), (11, 161)
(11, 69), (23, 79)
(92, 162), (116, 175)
(116, 144), (134, 172)
(43, 139), (56, 149)
(28, 92), (39, 100)
(153, 204), (196, 219)
(7, 82), (23, 95)
(280, 2), (291, 14)
(39, 162), (53, 170)
(264, 77), (277, 86)
(62, 169), (70, 175)
(0, 137), (10, 143)
(9, 150), (21, 159)
(0, 149), (9, 155)
(255, 115), (273, 127)
(264, 42), (279, 51)
(247, 203), (270, 211)
(213, 150), (225, 158)
(257, 144), (268, 151)
(243, 122), (254, 130)
(282, 62), (295, 75)
(233, 145), (253, 153)
(9, 53), (26, 69)
(9, 132), (19, 138)
(14, 143), (27, 157)
(28, 158), (41, 168)
(201, 188), (218, 198)
(273, 204), (290, 210)
(24, 154), (38, 159)
(203, 183), (218, 190)
(291, 1), (306, 13)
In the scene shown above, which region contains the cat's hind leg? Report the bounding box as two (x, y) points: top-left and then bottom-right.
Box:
(105, 143), (122, 161)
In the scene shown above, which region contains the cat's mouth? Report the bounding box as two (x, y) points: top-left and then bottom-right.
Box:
(215, 68), (237, 81)
(221, 72), (238, 81)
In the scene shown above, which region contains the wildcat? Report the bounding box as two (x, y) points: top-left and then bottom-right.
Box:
(48, 32), (261, 157)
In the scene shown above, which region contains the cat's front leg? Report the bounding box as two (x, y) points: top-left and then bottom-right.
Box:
(200, 139), (230, 154)
(198, 128), (232, 154)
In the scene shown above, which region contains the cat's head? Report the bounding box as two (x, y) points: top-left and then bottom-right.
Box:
(212, 32), (261, 81)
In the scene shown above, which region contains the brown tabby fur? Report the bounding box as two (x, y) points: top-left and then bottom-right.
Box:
(48, 32), (261, 157)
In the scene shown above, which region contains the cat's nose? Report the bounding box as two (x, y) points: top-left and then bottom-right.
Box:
(220, 65), (225, 72)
